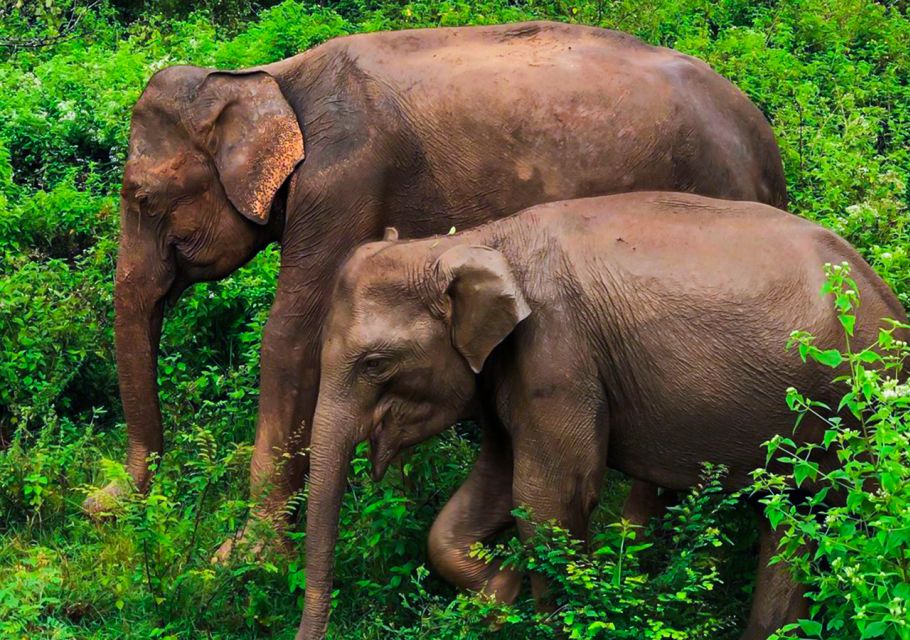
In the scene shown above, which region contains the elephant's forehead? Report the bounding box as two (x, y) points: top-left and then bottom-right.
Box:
(331, 288), (430, 345)
(338, 246), (407, 293)
(352, 285), (420, 324)
(127, 119), (187, 161)
(122, 152), (202, 200)
(346, 242), (397, 271)
(123, 154), (164, 181)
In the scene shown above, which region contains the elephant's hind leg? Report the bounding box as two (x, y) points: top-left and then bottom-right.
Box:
(740, 503), (809, 640)
(428, 424), (521, 602)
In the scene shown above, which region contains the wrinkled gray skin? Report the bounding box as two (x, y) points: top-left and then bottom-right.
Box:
(91, 21), (787, 556)
(301, 192), (908, 640)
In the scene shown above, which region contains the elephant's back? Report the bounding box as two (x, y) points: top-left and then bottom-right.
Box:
(336, 24), (783, 215)
(538, 192), (896, 324)
(268, 22), (785, 234)
(336, 21), (721, 103)
(317, 21), (654, 65)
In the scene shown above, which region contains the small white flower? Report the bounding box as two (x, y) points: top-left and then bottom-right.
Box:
(57, 101), (77, 121)
(881, 383), (909, 401)
(150, 57), (174, 72)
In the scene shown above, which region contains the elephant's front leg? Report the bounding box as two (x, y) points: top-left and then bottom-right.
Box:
(428, 423), (520, 601)
(251, 281), (324, 509)
(507, 383), (608, 606)
(213, 263), (331, 560)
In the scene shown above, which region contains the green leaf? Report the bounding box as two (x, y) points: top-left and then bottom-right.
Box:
(812, 348), (843, 368)
(862, 621), (889, 638)
(798, 619), (823, 637)
(793, 461), (819, 486)
(855, 350), (881, 363)
(838, 313), (856, 336)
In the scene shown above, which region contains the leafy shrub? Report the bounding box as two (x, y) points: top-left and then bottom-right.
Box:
(754, 262), (910, 640)
(381, 466), (744, 640)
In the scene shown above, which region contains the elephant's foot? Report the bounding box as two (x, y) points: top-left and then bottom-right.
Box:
(483, 566), (522, 603)
(82, 479), (131, 518)
(482, 568), (524, 631)
(738, 574), (808, 640)
(738, 626), (776, 640)
(211, 516), (294, 564)
(427, 425), (519, 601)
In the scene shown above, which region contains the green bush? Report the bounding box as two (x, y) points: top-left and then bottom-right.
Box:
(369, 466), (746, 639)
(754, 263), (910, 640)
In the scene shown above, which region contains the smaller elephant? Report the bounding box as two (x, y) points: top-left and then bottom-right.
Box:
(297, 192), (908, 640)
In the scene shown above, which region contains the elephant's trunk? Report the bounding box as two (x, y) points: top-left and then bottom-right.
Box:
(112, 250), (170, 492)
(296, 398), (357, 640)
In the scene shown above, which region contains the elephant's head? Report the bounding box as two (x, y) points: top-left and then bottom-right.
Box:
(115, 66), (304, 487)
(298, 230), (530, 639)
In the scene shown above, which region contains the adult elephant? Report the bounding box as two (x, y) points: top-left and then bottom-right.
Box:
(87, 21), (787, 555)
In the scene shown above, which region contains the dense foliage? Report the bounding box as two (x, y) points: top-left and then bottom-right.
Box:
(0, 1), (907, 638)
(757, 264), (910, 640)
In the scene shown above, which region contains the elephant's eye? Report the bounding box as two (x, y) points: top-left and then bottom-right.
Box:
(135, 191), (151, 214)
(359, 354), (395, 381)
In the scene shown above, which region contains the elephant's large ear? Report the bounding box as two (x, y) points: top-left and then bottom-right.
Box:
(436, 245), (531, 373)
(187, 70), (304, 224)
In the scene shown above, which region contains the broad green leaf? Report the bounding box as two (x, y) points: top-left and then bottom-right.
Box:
(812, 348), (843, 368)
(798, 619), (823, 637)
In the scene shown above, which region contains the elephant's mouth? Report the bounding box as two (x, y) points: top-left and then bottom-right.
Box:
(165, 278), (191, 309)
(368, 419), (383, 454)
(368, 416), (393, 482)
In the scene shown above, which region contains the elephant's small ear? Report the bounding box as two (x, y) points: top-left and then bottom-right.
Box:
(383, 227), (399, 241)
(436, 245), (531, 373)
(187, 70), (304, 224)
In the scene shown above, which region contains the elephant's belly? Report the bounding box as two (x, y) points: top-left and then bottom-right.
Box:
(605, 406), (808, 491)
(600, 325), (835, 491)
